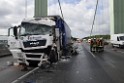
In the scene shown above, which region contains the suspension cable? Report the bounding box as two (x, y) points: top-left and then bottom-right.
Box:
(58, 0), (64, 19)
(90, 0), (99, 37)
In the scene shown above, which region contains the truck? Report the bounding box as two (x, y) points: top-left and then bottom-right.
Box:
(111, 34), (124, 48)
(8, 15), (72, 68)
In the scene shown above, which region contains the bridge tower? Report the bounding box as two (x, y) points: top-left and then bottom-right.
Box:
(110, 0), (124, 34)
(34, 0), (47, 17)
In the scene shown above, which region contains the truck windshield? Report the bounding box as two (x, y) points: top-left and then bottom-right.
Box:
(20, 23), (52, 36)
(119, 36), (124, 40)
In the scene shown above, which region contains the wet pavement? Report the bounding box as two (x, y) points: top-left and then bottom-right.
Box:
(19, 43), (115, 83)
(1, 42), (124, 83)
(0, 56), (33, 83)
(0, 56), (13, 68)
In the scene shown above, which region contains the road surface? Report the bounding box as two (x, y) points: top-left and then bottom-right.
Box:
(17, 42), (124, 83)
(0, 42), (124, 83)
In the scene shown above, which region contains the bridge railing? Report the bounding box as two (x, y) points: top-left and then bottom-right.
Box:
(0, 44), (11, 57)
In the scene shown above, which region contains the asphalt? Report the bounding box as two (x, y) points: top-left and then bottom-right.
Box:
(18, 43), (115, 83)
(0, 42), (124, 83)
(83, 42), (124, 83)
(0, 56), (33, 83)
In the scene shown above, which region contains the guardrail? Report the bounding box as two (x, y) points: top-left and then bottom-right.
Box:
(0, 44), (11, 57)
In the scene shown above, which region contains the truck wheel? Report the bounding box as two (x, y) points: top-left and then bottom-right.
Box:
(49, 50), (58, 63)
(54, 50), (58, 62)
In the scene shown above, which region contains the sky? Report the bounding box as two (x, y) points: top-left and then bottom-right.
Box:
(0, 0), (110, 38)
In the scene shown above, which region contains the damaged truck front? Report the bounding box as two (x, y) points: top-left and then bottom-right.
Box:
(8, 16), (72, 67)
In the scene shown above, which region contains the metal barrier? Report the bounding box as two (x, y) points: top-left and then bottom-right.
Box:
(0, 44), (11, 57)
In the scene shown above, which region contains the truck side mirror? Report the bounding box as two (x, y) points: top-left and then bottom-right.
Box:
(13, 26), (18, 39)
(117, 37), (119, 41)
(8, 27), (12, 36)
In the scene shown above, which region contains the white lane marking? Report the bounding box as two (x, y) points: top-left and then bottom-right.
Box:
(107, 62), (115, 68)
(88, 50), (96, 58)
(11, 67), (39, 83)
(83, 45), (96, 58)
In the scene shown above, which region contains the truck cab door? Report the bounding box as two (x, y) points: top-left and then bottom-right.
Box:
(8, 26), (20, 48)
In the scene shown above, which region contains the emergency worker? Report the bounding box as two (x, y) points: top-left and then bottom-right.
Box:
(99, 38), (104, 51)
(96, 38), (99, 52)
(90, 38), (94, 52)
(93, 38), (97, 52)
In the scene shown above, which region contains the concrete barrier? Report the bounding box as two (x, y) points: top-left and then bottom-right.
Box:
(0, 44), (11, 57)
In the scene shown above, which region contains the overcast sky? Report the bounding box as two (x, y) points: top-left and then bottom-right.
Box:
(0, 0), (110, 38)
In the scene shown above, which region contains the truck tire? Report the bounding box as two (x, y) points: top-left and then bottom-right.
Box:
(49, 50), (58, 64)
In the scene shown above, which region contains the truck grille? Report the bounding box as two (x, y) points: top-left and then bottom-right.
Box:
(26, 54), (41, 58)
(23, 40), (46, 48)
(20, 46), (51, 55)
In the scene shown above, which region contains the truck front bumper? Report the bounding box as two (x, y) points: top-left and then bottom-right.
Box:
(10, 49), (48, 66)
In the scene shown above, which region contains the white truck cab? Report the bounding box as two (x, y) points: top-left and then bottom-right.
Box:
(8, 17), (58, 66)
(8, 16), (72, 67)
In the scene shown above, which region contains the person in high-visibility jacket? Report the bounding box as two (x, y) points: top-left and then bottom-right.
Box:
(90, 38), (94, 52)
(99, 38), (104, 51)
(95, 38), (104, 52)
(99, 38), (103, 46)
(93, 38), (97, 52)
(96, 38), (100, 52)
